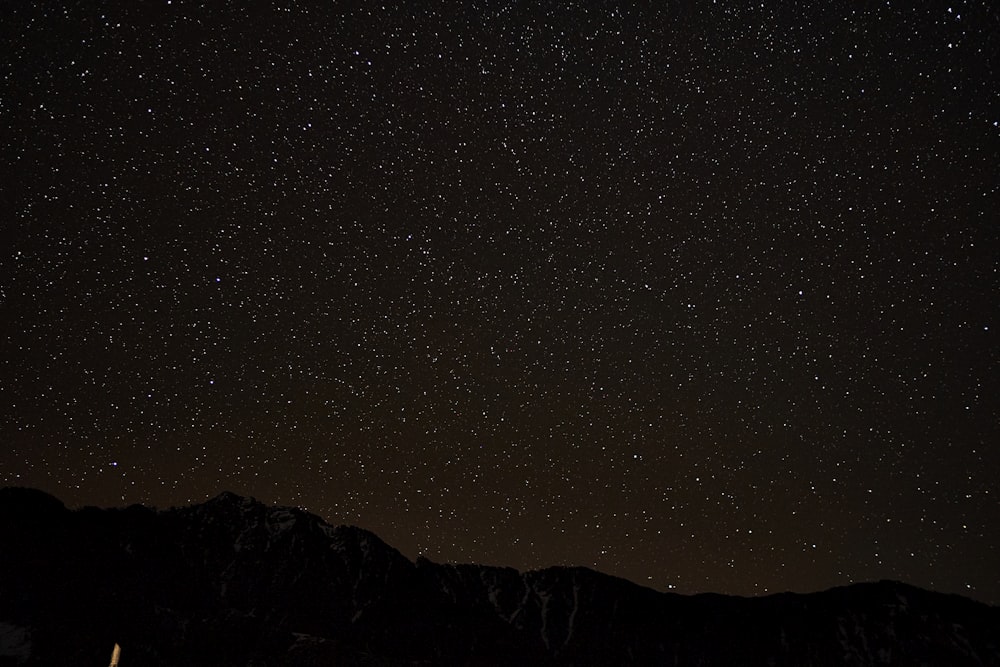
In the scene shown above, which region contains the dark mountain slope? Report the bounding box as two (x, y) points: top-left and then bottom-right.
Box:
(0, 487), (996, 666)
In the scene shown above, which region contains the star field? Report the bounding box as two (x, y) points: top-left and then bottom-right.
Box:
(2, 2), (998, 604)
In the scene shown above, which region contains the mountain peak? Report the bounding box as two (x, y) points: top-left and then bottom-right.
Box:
(205, 490), (258, 507)
(0, 485), (66, 511)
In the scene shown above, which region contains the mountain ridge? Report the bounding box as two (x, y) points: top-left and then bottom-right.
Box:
(1, 487), (997, 665)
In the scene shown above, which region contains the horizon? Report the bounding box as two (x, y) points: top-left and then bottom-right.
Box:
(9, 484), (996, 607)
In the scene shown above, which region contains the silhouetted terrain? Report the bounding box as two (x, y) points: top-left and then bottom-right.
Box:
(1, 487), (997, 666)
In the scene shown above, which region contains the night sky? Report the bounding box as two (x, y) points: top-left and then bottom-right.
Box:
(3, 2), (998, 605)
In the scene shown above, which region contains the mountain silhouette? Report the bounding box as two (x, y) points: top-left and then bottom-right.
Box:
(1, 487), (997, 666)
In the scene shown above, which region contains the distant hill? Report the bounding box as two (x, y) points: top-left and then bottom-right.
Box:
(1, 487), (997, 666)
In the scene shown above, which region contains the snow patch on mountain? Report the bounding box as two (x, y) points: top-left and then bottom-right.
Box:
(0, 622), (31, 663)
(264, 508), (299, 536)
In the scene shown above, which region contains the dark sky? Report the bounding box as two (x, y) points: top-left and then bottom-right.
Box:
(3, 1), (998, 604)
